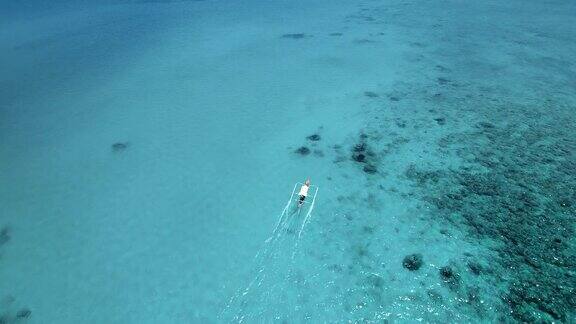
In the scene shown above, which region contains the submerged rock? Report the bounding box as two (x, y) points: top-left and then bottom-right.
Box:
(111, 142), (129, 152)
(403, 253), (423, 271)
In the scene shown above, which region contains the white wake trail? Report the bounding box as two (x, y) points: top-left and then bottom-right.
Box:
(220, 184), (319, 322)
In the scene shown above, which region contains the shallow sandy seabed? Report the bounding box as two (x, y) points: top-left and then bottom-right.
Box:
(0, 0), (574, 322)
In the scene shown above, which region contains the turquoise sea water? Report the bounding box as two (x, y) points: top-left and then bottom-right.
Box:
(1, 0), (575, 322)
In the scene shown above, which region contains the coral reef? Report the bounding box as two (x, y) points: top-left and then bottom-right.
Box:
(439, 265), (460, 289)
(402, 253), (423, 271)
(307, 134), (321, 141)
(405, 113), (576, 322)
(350, 135), (378, 174)
(295, 146), (311, 155)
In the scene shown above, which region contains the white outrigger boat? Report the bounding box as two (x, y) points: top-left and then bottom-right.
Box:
(286, 179), (319, 211)
(272, 179), (319, 238)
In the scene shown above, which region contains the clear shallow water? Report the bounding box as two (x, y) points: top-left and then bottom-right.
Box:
(1, 0), (575, 322)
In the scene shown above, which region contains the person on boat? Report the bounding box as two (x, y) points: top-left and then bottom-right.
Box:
(298, 179), (311, 206)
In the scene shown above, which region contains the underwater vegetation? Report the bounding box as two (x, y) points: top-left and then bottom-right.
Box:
(405, 111), (576, 322)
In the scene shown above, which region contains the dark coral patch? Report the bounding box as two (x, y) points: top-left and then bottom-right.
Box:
(353, 143), (366, 152)
(0, 226), (10, 245)
(427, 289), (443, 303)
(435, 65), (452, 73)
(403, 253), (423, 271)
(282, 33), (306, 39)
(439, 266), (460, 287)
(352, 153), (366, 162)
(307, 134), (321, 141)
(467, 261), (484, 275)
(355, 38), (376, 44)
(295, 146), (311, 155)
(363, 164), (377, 174)
(111, 142), (129, 152)
(349, 133), (380, 175)
(434, 117), (446, 126)
(396, 120), (407, 128)
(16, 308), (31, 319)
(437, 77), (450, 85)
(364, 91), (379, 98)
(477, 121), (495, 129)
